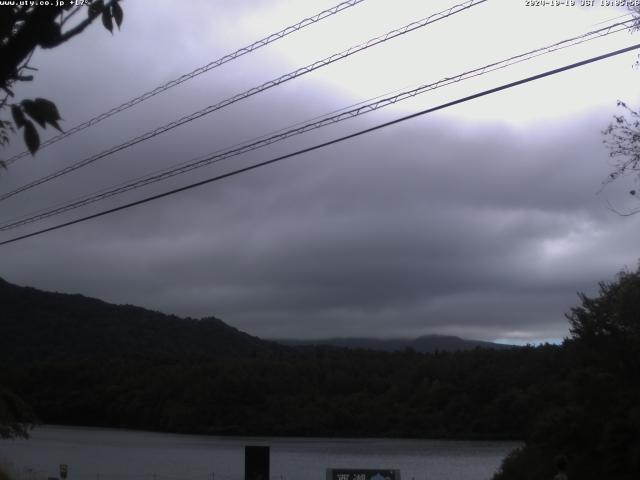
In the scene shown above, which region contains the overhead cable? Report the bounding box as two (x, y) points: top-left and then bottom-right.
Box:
(0, 18), (633, 231)
(0, 0), (487, 203)
(1, 42), (639, 247)
(3, 0), (368, 166)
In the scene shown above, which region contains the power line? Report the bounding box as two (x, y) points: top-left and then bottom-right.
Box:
(592, 12), (635, 27)
(2, 42), (638, 247)
(0, 95), (398, 227)
(0, 18), (633, 232)
(3, 0), (368, 166)
(0, 0), (487, 203)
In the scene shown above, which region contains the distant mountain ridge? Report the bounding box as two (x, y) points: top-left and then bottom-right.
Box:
(1, 276), (571, 446)
(1, 276), (511, 363)
(276, 335), (514, 352)
(0, 277), (282, 362)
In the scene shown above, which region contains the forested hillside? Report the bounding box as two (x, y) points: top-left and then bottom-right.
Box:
(1, 268), (639, 479)
(2, 344), (561, 439)
(0, 276), (547, 439)
(0, 277), (282, 361)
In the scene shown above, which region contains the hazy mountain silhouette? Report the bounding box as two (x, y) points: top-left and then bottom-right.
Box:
(0, 277), (283, 362)
(1, 276), (511, 363)
(275, 335), (514, 353)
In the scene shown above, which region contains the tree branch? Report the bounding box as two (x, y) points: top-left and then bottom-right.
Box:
(0, 7), (61, 87)
(58, 12), (101, 44)
(0, 1), (113, 87)
(605, 198), (640, 217)
(60, 6), (83, 28)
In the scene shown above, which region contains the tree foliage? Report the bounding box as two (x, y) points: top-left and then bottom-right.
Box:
(0, 0), (123, 164)
(494, 265), (640, 480)
(602, 101), (640, 213)
(567, 266), (640, 344)
(0, 388), (36, 439)
(600, 6), (640, 214)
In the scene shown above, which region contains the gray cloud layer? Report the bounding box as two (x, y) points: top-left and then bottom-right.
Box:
(1, 1), (639, 343)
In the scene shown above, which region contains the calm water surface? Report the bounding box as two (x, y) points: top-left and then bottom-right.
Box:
(0, 426), (519, 480)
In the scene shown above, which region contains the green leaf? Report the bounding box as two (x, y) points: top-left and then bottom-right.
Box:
(21, 98), (63, 131)
(23, 120), (40, 155)
(11, 105), (26, 128)
(34, 98), (63, 132)
(89, 0), (104, 18)
(21, 99), (46, 128)
(112, 1), (123, 29)
(102, 9), (113, 33)
(37, 22), (62, 49)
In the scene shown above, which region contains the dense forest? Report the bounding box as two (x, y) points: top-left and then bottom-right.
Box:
(1, 268), (639, 479)
(2, 343), (564, 439)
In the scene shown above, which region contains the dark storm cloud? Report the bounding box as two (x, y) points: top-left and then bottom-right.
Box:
(1, 0), (639, 343)
(4, 110), (639, 341)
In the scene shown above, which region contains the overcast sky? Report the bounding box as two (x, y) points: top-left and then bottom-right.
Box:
(2, 0), (640, 343)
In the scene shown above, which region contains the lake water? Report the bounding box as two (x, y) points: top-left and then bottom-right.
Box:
(0, 426), (519, 480)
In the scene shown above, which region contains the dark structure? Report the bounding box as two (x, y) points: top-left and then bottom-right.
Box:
(245, 446), (269, 480)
